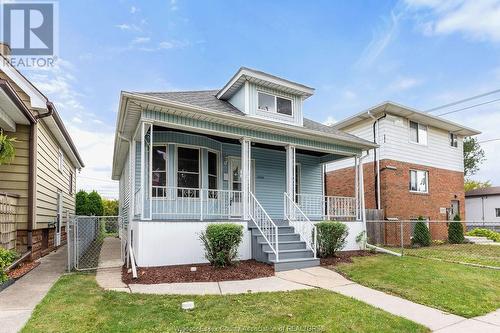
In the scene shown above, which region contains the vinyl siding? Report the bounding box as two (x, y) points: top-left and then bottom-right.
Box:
(119, 150), (130, 225)
(0, 125), (30, 228)
(35, 121), (76, 227)
(327, 115), (463, 172)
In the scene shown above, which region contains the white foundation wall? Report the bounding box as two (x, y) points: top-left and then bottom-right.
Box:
(131, 221), (252, 267)
(312, 221), (364, 251)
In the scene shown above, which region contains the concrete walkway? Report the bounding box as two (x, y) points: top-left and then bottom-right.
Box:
(0, 248), (67, 333)
(276, 267), (500, 332)
(95, 237), (129, 292)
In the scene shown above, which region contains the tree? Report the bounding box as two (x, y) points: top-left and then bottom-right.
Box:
(448, 214), (464, 244)
(463, 137), (485, 178)
(464, 179), (491, 192)
(87, 191), (104, 216)
(412, 216), (431, 247)
(75, 190), (88, 215)
(103, 199), (119, 216)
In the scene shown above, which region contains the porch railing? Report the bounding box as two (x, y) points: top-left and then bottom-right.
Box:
(249, 192), (279, 262)
(284, 192), (317, 257)
(150, 186), (243, 220)
(296, 194), (357, 220)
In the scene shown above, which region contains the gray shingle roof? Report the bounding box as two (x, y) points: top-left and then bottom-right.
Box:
(135, 90), (373, 145)
(465, 186), (500, 197)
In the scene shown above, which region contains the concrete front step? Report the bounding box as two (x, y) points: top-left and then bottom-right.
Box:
(264, 249), (315, 261)
(260, 240), (307, 251)
(271, 258), (321, 272)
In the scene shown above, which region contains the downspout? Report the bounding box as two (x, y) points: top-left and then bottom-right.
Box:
(367, 109), (387, 210)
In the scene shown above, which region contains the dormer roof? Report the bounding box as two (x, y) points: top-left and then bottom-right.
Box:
(216, 67), (315, 100)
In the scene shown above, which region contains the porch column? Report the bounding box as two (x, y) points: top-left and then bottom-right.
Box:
(354, 156), (359, 220)
(140, 122), (153, 220)
(240, 138), (252, 220)
(285, 145), (296, 200)
(358, 156), (367, 231)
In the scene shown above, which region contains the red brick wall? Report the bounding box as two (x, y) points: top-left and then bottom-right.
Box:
(16, 227), (66, 260)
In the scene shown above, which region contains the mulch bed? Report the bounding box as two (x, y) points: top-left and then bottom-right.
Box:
(123, 260), (274, 284)
(8, 261), (40, 280)
(320, 250), (375, 266)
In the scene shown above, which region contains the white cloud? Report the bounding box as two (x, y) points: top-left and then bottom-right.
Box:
(115, 23), (141, 32)
(130, 6), (138, 14)
(131, 36), (151, 44)
(406, 0), (500, 43)
(323, 116), (338, 126)
(170, 0), (178, 11)
(388, 76), (423, 91)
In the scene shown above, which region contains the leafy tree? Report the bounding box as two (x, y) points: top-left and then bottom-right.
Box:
(103, 199), (119, 216)
(463, 137), (485, 178)
(75, 190), (88, 215)
(448, 214), (464, 244)
(464, 179), (491, 192)
(412, 216), (431, 247)
(87, 191), (104, 216)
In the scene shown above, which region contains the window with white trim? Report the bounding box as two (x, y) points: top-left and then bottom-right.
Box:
(58, 148), (64, 172)
(409, 121), (427, 145)
(208, 151), (218, 190)
(449, 133), (458, 147)
(177, 147), (199, 197)
(152, 146), (168, 197)
(409, 170), (428, 193)
(257, 92), (293, 116)
(496, 208), (500, 218)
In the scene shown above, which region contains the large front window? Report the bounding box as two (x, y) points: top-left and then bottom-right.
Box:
(258, 92), (293, 116)
(152, 146), (167, 197)
(177, 147), (200, 196)
(409, 170), (428, 193)
(208, 151), (218, 190)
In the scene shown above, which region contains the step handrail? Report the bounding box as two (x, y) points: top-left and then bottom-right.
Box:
(249, 192), (279, 262)
(284, 192), (317, 258)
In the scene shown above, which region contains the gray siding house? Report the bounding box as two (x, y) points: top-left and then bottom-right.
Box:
(112, 67), (375, 271)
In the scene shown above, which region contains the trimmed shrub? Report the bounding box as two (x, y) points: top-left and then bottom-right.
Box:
(467, 228), (500, 242)
(200, 223), (243, 267)
(448, 214), (464, 244)
(412, 217), (431, 247)
(315, 221), (348, 257)
(0, 248), (17, 283)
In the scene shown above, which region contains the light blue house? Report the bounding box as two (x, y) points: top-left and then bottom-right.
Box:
(112, 67), (375, 271)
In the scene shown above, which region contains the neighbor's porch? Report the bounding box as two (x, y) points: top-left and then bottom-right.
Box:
(130, 122), (365, 222)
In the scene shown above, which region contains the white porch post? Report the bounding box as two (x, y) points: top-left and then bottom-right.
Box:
(285, 145), (296, 219)
(241, 138), (251, 220)
(359, 156), (367, 232)
(141, 122), (153, 220)
(354, 156), (359, 220)
(140, 123), (145, 220)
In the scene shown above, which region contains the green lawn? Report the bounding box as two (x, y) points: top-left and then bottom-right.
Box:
(22, 274), (428, 333)
(335, 254), (500, 318)
(399, 243), (500, 268)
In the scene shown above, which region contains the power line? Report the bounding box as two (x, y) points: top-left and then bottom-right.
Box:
(426, 88), (500, 113)
(78, 175), (117, 183)
(436, 97), (500, 116)
(478, 138), (500, 144)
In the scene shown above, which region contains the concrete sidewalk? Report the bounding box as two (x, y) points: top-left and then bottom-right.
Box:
(95, 237), (129, 292)
(276, 267), (500, 332)
(0, 248), (67, 333)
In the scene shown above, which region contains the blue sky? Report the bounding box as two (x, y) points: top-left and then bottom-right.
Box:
(24, 0), (500, 197)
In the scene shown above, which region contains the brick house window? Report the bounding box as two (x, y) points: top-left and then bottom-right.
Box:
(496, 208), (500, 217)
(58, 148), (64, 172)
(449, 133), (458, 147)
(409, 121), (427, 145)
(409, 170), (428, 193)
(69, 172), (73, 195)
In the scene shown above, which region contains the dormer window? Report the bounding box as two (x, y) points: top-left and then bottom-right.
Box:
(258, 92), (293, 116)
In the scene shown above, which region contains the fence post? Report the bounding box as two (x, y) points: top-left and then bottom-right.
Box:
(400, 221), (404, 256)
(67, 217), (71, 272)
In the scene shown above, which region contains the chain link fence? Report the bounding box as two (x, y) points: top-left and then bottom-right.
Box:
(67, 216), (123, 271)
(366, 220), (500, 269)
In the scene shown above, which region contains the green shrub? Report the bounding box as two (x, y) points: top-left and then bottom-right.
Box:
(412, 217), (431, 247)
(448, 214), (464, 244)
(0, 248), (17, 283)
(467, 228), (500, 242)
(315, 221), (348, 257)
(200, 223), (243, 267)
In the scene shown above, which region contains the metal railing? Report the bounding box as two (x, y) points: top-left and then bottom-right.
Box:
(284, 192), (317, 257)
(0, 194), (17, 250)
(297, 194), (357, 220)
(249, 192), (279, 262)
(366, 220), (500, 269)
(150, 186), (243, 220)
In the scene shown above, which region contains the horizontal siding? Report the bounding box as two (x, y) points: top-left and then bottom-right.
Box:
(0, 125), (30, 228)
(35, 121), (76, 226)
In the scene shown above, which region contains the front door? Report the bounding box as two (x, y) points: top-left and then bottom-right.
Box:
(449, 200), (460, 220)
(229, 158), (254, 217)
(55, 191), (63, 246)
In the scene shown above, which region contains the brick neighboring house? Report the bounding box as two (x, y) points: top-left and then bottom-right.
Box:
(326, 101), (480, 243)
(0, 43), (84, 259)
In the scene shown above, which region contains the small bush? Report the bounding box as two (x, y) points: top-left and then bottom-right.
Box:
(467, 228), (500, 242)
(200, 223), (243, 267)
(315, 221), (348, 257)
(0, 248), (17, 283)
(412, 217), (431, 247)
(448, 214), (464, 244)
